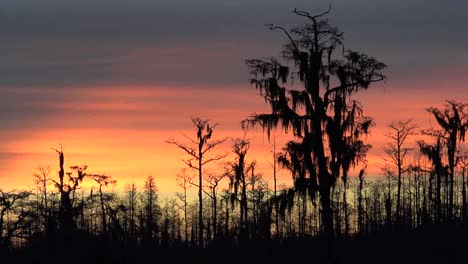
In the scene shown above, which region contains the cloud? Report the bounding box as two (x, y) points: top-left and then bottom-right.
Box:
(1, 0), (467, 90)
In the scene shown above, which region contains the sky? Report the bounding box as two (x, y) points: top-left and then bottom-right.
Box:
(0, 0), (467, 193)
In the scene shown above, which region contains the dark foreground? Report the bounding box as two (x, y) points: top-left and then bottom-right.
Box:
(2, 226), (467, 264)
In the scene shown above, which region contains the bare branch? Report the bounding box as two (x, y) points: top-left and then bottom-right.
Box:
(293, 4), (332, 20)
(166, 139), (199, 160)
(202, 138), (228, 155)
(265, 24), (299, 53)
(202, 154), (228, 166)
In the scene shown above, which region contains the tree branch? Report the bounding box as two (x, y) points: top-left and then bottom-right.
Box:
(265, 24), (299, 53)
(166, 139), (199, 159)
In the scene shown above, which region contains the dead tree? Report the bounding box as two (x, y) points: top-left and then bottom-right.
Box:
(124, 183), (138, 244)
(204, 172), (226, 240)
(175, 169), (194, 243)
(383, 119), (418, 223)
(33, 165), (51, 232)
(167, 118), (227, 247)
(51, 146), (86, 237)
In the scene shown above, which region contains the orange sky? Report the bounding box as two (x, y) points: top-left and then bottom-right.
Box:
(1, 82), (466, 194)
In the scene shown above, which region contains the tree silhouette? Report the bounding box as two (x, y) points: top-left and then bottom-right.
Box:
(204, 171), (226, 240)
(357, 167), (366, 234)
(175, 169), (194, 244)
(0, 190), (31, 247)
(167, 118), (227, 247)
(243, 8), (386, 241)
(50, 146), (86, 238)
(89, 174), (116, 235)
(418, 137), (445, 223)
(270, 139), (281, 237)
(227, 138), (252, 242)
(383, 119), (418, 224)
(426, 101), (467, 221)
(143, 175), (159, 246)
(124, 183), (138, 245)
(460, 152), (468, 224)
(33, 166), (51, 233)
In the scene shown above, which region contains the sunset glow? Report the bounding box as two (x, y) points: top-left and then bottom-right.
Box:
(1, 0), (467, 193)
(1, 82), (466, 192)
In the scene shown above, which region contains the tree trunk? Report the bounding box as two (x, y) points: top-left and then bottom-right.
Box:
(342, 175), (349, 237)
(99, 185), (107, 235)
(198, 142), (203, 247)
(462, 169), (467, 225)
(396, 135), (402, 224)
(213, 190), (217, 240)
(184, 189), (188, 244)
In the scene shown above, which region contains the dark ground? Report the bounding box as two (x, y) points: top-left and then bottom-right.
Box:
(2, 225), (467, 264)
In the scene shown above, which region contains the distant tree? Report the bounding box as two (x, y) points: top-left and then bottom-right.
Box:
(0, 190), (31, 247)
(204, 172), (226, 240)
(143, 175), (159, 246)
(124, 183), (138, 244)
(383, 119), (418, 223)
(460, 152), (468, 224)
(243, 8), (386, 241)
(175, 169), (194, 243)
(161, 198), (180, 247)
(357, 167), (366, 234)
(247, 167), (268, 238)
(33, 165), (51, 231)
(270, 139), (281, 237)
(167, 118), (227, 247)
(89, 174), (116, 235)
(381, 163), (394, 229)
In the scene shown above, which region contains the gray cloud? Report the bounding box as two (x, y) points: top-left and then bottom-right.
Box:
(0, 0), (467, 136)
(1, 0), (466, 88)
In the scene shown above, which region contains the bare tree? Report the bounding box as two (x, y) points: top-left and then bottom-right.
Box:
(124, 183), (138, 244)
(33, 165), (51, 231)
(175, 169), (194, 243)
(167, 118), (227, 247)
(204, 172), (226, 240)
(383, 119), (418, 222)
